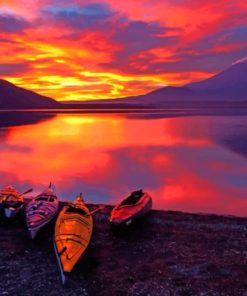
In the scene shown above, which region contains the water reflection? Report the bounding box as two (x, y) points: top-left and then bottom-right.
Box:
(0, 112), (246, 216)
(0, 111), (56, 128)
(0, 111), (56, 141)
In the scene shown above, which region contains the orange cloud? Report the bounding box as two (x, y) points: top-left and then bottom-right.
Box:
(0, 1), (247, 101)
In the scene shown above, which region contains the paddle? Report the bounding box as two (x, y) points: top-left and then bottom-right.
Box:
(87, 205), (105, 216)
(76, 193), (106, 216)
(20, 188), (33, 196)
(4, 188), (33, 202)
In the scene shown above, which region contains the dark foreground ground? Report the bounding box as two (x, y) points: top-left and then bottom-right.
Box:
(0, 203), (246, 296)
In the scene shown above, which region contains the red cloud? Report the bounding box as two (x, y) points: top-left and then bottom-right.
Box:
(0, 1), (247, 100)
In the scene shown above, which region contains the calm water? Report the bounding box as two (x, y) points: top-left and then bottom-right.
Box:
(0, 111), (247, 216)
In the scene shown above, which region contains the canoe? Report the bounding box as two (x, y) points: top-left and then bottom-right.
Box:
(25, 183), (58, 239)
(109, 189), (152, 226)
(0, 186), (24, 218)
(54, 195), (93, 284)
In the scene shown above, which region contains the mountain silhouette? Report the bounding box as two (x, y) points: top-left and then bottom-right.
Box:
(187, 60), (247, 98)
(114, 59), (247, 106)
(1, 59), (247, 109)
(0, 79), (59, 109)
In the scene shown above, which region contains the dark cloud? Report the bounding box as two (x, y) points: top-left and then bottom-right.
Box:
(152, 22), (247, 75)
(43, 3), (114, 30)
(115, 21), (179, 53)
(101, 17), (247, 75)
(0, 63), (30, 75)
(41, 4), (181, 75)
(0, 14), (30, 33)
(2, 1), (245, 86)
(101, 45), (247, 76)
(42, 4), (180, 50)
(101, 21), (180, 73)
(142, 48), (247, 74)
(179, 24), (247, 53)
(222, 25), (247, 44)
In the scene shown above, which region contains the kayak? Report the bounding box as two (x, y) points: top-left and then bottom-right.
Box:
(109, 189), (152, 226)
(0, 186), (24, 218)
(54, 194), (93, 284)
(0, 187), (7, 212)
(25, 183), (58, 239)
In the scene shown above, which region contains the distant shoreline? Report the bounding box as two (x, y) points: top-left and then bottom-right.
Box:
(1, 104), (247, 117)
(24, 199), (247, 219)
(2, 100), (247, 111)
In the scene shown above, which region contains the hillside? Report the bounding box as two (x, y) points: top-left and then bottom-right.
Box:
(66, 59), (247, 107)
(2, 59), (247, 109)
(0, 79), (60, 109)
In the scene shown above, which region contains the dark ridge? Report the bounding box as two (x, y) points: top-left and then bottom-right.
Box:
(0, 79), (60, 109)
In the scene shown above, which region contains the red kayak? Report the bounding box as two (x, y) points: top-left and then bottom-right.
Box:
(109, 190), (152, 226)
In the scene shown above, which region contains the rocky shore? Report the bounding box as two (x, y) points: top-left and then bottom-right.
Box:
(0, 203), (246, 296)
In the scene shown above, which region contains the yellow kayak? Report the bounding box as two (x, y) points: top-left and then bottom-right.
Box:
(54, 194), (93, 283)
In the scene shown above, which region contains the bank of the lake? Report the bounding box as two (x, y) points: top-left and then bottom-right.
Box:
(0, 202), (246, 296)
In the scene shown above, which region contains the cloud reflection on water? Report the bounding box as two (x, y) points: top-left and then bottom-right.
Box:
(0, 112), (246, 216)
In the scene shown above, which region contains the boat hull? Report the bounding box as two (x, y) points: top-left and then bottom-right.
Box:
(53, 241), (68, 285)
(25, 185), (59, 239)
(0, 186), (23, 219)
(27, 210), (58, 238)
(4, 206), (23, 218)
(110, 191), (152, 226)
(54, 197), (93, 282)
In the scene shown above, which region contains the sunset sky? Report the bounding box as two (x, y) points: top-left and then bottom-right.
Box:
(1, 1), (247, 101)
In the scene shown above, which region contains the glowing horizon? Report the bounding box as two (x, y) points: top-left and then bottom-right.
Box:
(0, 1), (247, 101)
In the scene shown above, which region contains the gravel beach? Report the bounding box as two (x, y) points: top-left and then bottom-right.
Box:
(0, 203), (246, 296)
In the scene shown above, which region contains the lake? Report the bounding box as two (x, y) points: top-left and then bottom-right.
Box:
(0, 110), (247, 216)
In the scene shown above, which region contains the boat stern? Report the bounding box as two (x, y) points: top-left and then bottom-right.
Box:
(28, 227), (40, 239)
(4, 207), (19, 218)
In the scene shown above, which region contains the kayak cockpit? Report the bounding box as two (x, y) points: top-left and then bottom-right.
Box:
(4, 200), (23, 208)
(65, 206), (88, 216)
(35, 195), (56, 202)
(120, 189), (144, 207)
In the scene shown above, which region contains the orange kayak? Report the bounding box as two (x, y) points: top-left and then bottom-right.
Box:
(0, 186), (24, 218)
(109, 189), (152, 226)
(54, 195), (93, 284)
